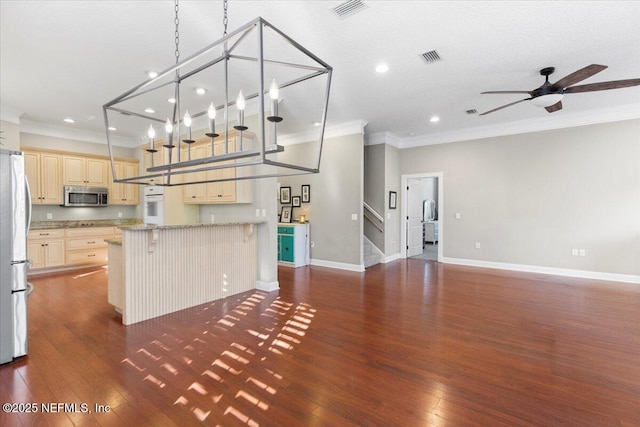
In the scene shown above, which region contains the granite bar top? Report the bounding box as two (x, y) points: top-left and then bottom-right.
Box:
(105, 237), (123, 246)
(120, 219), (266, 231)
(31, 219), (141, 230)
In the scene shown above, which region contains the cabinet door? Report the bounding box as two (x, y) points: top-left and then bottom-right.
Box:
(207, 139), (236, 203)
(24, 152), (41, 204)
(40, 154), (62, 204)
(86, 158), (108, 187)
(63, 156), (87, 185)
(45, 240), (65, 267)
(27, 241), (45, 269)
(183, 144), (208, 203)
(108, 161), (125, 204)
(123, 162), (139, 204)
(280, 235), (294, 262)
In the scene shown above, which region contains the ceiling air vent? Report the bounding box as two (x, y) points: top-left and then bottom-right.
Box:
(332, 0), (368, 19)
(466, 109), (477, 114)
(421, 50), (441, 64)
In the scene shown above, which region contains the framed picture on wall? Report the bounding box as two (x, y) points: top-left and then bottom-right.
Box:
(280, 186), (291, 204)
(301, 184), (310, 203)
(280, 206), (292, 223)
(389, 191), (397, 209)
(292, 196), (301, 207)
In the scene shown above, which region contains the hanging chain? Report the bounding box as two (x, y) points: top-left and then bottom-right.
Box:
(223, 0), (228, 36)
(174, 0), (180, 63)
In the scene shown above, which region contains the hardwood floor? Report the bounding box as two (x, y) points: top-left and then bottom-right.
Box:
(1, 260), (639, 426)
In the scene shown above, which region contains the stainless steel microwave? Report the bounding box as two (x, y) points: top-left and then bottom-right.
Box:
(63, 186), (109, 207)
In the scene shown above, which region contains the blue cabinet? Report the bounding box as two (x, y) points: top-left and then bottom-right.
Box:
(277, 223), (310, 267)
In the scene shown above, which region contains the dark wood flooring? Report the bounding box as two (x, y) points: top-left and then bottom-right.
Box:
(1, 260), (639, 426)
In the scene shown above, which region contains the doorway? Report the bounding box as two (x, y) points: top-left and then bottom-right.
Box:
(401, 172), (443, 262)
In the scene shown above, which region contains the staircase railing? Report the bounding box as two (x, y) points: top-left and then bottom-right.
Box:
(363, 201), (384, 233)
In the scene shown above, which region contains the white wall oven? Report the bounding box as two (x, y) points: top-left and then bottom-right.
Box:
(143, 186), (164, 225)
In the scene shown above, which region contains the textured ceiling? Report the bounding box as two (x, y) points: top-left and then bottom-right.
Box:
(1, 1), (639, 147)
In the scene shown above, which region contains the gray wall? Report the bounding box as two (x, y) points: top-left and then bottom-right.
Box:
(364, 144), (385, 250)
(399, 119), (640, 276)
(1, 120), (20, 151)
(278, 133), (364, 266)
(384, 143), (401, 256)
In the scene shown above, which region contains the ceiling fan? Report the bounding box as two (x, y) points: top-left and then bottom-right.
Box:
(479, 64), (640, 116)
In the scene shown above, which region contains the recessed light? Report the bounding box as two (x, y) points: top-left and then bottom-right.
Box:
(144, 108), (155, 114)
(430, 116), (440, 123)
(312, 121), (321, 127)
(195, 87), (207, 95)
(108, 126), (117, 131)
(167, 98), (176, 104)
(147, 71), (158, 78)
(375, 63), (389, 73)
(63, 118), (75, 123)
(407, 132), (415, 136)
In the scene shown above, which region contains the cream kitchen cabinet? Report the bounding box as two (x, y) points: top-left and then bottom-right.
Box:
(64, 227), (114, 266)
(63, 155), (109, 187)
(23, 150), (63, 205)
(109, 160), (139, 205)
(27, 229), (65, 269)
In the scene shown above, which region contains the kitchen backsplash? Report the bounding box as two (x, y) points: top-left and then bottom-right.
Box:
(31, 205), (139, 222)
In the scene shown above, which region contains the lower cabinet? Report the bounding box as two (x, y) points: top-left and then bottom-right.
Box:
(27, 229), (66, 269)
(277, 223), (310, 267)
(27, 227), (116, 271)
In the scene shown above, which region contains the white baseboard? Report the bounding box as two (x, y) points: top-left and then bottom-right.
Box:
(310, 258), (365, 272)
(256, 280), (280, 292)
(383, 253), (402, 263)
(442, 257), (640, 285)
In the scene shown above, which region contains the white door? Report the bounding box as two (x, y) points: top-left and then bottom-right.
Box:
(406, 179), (423, 257)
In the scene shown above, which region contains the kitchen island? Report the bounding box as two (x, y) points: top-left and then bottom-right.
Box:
(106, 221), (264, 325)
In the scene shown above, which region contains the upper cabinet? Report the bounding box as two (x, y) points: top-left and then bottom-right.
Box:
(24, 150), (63, 205)
(63, 155), (109, 187)
(108, 160), (140, 205)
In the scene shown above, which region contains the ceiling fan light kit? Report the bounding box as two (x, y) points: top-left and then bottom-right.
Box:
(480, 64), (640, 116)
(103, 0), (332, 186)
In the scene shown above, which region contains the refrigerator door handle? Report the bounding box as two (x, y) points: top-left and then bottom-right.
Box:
(25, 176), (32, 236)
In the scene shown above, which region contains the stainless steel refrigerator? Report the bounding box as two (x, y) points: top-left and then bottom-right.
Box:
(0, 148), (33, 365)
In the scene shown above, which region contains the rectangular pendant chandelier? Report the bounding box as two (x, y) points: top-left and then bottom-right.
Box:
(103, 17), (332, 186)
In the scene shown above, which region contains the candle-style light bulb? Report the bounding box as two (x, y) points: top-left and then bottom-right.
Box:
(236, 91), (245, 127)
(269, 79), (279, 117)
(207, 102), (216, 135)
(165, 119), (173, 146)
(147, 124), (155, 149)
(183, 110), (192, 140)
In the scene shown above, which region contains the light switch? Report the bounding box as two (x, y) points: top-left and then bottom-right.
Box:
(261, 209), (266, 217)
(351, 214), (357, 220)
(46, 213), (53, 219)
(455, 213), (461, 219)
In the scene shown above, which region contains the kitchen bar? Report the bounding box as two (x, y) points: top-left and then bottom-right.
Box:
(106, 220), (264, 325)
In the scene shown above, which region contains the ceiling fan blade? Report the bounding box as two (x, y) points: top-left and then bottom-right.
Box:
(479, 98), (531, 116)
(563, 78), (640, 93)
(481, 91), (532, 94)
(551, 64), (608, 90)
(545, 101), (562, 113)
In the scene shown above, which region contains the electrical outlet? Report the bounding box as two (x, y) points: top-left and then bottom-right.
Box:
(579, 249), (586, 257)
(46, 213), (53, 219)
(351, 214), (357, 220)
(118, 212), (123, 218)
(210, 214), (215, 222)
(572, 249), (579, 256)
(311, 242), (315, 248)
(475, 242), (481, 249)
(261, 209), (266, 217)
(455, 213), (461, 219)
(255, 209), (260, 217)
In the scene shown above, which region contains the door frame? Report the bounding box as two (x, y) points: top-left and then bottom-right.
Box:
(400, 172), (444, 262)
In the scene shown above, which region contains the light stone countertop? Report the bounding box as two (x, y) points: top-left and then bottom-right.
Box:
(31, 219), (140, 230)
(119, 219), (266, 231)
(105, 237), (123, 246)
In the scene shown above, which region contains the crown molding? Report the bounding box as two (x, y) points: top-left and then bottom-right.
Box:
(278, 120), (368, 146)
(399, 103), (640, 149)
(19, 119), (138, 147)
(0, 105), (23, 124)
(365, 131), (401, 148)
